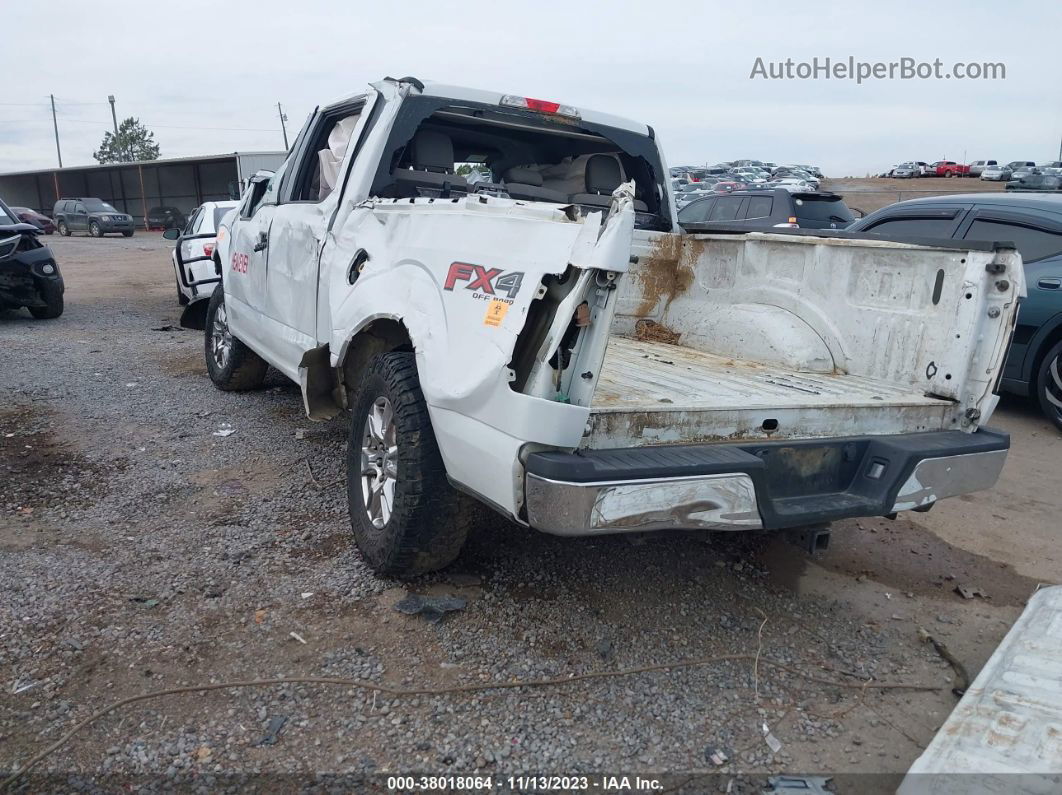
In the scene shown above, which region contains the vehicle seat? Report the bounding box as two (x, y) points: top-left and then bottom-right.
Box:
(570, 154), (648, 211)
(392, 130), (469, 197)
(501, 167), (568, 203)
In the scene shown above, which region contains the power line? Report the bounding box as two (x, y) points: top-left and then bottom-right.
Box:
(45, 115), (279, 133)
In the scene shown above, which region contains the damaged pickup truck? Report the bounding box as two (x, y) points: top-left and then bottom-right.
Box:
(200, 77), (1023, 575)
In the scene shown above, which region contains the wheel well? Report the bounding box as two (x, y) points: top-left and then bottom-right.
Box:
(341, 319), (414, 393)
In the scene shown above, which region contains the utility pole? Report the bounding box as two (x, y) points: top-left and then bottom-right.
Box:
(108, 95), (122, 162)
(50, 95), (62, 167)
(277, 102), (289, 150)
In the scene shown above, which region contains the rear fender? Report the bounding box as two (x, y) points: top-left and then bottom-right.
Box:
(321, 189), (638, 514)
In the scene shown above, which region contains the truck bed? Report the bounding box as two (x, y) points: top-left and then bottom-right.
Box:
(585, 337), (955, 448)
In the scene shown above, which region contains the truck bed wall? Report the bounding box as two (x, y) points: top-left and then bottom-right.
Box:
(611, 232), (1021, 409)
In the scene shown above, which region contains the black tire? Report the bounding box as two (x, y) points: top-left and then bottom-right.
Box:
(28, 280), (64, 320)
(57, 220), (69, 236)
(203, 288), (268, 391)
(1035, 340), (1062, 432)
(89, 221), (102, 237)
(122, 230), (134, 237)
(346, 352), (470, 576)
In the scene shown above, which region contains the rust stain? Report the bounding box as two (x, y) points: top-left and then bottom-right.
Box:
(633, 234), (703, 317)
(587, 410), (784, 446)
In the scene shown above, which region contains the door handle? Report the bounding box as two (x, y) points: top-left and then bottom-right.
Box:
(253, 232), (268, 252)
(1038, 277), (1061, 290)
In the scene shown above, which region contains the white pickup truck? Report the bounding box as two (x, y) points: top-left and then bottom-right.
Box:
(199, 77), (1023, 575)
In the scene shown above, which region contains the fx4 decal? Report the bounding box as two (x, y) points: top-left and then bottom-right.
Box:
(444, 262), (524, 301)
(231, 252), (249, 273)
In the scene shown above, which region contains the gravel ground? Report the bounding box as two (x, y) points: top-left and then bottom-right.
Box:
(1, 233), (1055, 792)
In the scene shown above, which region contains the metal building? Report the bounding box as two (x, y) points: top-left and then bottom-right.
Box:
(0, 151), (286, 227)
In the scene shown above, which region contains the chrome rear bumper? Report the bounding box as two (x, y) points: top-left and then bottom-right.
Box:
(525, 473), (762, 536)
(523, 430), (1009, 537)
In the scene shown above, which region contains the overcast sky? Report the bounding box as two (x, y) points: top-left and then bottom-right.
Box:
(2, 0), (1059, 176)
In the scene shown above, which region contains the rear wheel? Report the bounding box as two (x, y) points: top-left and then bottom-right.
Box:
(203, 288), (268, 390)
(57, 220), (69, 236)
(346, 352), (470, 576)
(89, 221), (102, 237)
(1036, 340), (1062, 432)
(28, 281), (63, 319)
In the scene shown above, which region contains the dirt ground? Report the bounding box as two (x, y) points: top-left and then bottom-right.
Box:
(823, 176), (1006, 215)
(1, 231), (1058, 792)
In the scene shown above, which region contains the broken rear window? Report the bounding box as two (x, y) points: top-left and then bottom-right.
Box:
(369, 96), (671, 230)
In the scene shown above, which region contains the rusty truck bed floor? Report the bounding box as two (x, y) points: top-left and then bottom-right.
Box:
(593, 337), (950, 413)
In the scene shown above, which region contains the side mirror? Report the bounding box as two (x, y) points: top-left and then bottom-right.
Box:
(162, 228), (181, 241)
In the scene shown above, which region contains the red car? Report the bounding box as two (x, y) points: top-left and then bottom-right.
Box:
(931, 161), (971, 178)
(11, 207), (56, 234)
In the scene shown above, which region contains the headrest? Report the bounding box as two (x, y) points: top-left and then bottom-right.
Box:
(586, 154), (622, 194)
(411, 130), (454, 173)
(504, 166), (543, 186)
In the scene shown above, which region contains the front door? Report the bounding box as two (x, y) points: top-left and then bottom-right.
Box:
(262, 96), (375, 356)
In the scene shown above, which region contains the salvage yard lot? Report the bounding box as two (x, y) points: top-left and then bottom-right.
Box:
(1, 232), (1059, 789)
(823, 175), (1006, 215)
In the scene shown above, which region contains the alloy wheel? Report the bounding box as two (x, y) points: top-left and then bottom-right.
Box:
(1045, 352), (1062, 419)
(360, 397), (397, 529)
(210, 302), (233, 370)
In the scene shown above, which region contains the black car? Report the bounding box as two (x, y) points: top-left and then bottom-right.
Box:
(677, 189), (856, 231)
(147, 206), (187, 230)
(52, 198), (135, 237)
(848, 193), (1062, 429)
(0, 197), (64, 319)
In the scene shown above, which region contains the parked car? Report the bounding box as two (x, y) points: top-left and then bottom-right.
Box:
(969, 160), (998, 177)
(1010, 166), (1040, 181)
(678, 168), (709, 182)
(677, 188), (855, 230)
(52, 198), (135, 237)
(1006, 160), (1037, 171)
(0, 197), (64, 318)
(10, 207), (56, 234)
(147, 206), (187, 231)
(710, 180), (746, 193)
(849, 193), (1062, 429)
(1006, 174), (1062, 192)
(163, 200), (240, 328)
(764, 178), (818, 193)
(932, 161), (970, 178)
(192, 77), (1016, 575)
(892, 163), (921, 179)
(729, 169), (767, 184)
(981, 165), (1011, 181)
(772, 168), (819, 187)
